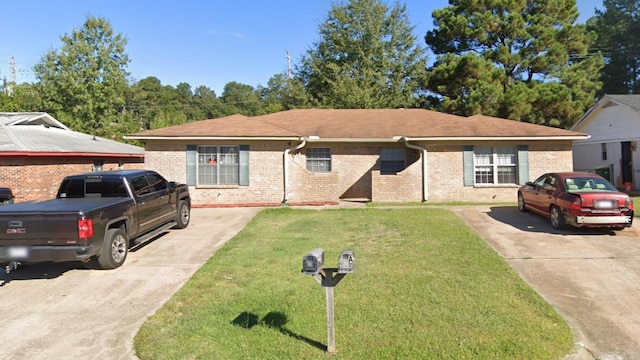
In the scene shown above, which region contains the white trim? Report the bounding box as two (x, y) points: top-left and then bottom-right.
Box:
(126, 135), (589, 142)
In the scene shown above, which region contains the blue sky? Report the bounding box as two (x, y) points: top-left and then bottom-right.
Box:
(1, 0), (603, 96)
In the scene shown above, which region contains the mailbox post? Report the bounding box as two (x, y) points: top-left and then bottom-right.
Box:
(301, 249), (355, 354)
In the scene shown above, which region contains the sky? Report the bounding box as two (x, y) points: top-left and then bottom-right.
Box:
(1, 0), (604, 96)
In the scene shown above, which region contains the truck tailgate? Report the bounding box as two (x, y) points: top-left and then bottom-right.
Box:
(0, 197), (132, 246)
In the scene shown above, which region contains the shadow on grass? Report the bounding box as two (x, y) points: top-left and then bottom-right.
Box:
(231, 311), (326, 351)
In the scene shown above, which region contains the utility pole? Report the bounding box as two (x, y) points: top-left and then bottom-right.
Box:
(7, 56), (16, 96)
(287, 50), (291, 79)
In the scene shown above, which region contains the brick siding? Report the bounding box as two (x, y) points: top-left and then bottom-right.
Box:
(143, 140), (574, 206)
(0, 157), (144, 203)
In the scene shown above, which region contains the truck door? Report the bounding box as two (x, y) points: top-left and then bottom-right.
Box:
(145, 172), (176, 225)
(130, 174), (162, 233)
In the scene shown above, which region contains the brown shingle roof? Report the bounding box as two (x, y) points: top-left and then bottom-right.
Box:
(127, 109), (587, 140)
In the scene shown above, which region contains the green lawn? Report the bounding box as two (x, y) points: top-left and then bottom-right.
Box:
(135, 208), (573, 359)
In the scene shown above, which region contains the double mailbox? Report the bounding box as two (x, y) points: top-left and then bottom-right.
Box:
(302, 248), (355, 275)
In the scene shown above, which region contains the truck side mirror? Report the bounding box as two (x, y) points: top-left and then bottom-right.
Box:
(302, 248), (324, 275)
(338, 250), (355, 274)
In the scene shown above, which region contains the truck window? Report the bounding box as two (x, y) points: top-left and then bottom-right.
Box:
(131, 175), (151, 196)
(58, 179), (85, 198)
(146, 173), (168, 193)
(86, 178), (128, 197)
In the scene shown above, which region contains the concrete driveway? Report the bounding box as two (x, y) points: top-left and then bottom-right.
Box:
(451, 205), (640, 360)
(2, 205), (639, 360)
(0, 207), (261, 360)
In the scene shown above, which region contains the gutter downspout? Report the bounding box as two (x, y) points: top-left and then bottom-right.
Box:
(402, 137), (428, 202)
(283, 138), (307, 204)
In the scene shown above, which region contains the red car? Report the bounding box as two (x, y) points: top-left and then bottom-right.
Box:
(517, 172), (634, 230)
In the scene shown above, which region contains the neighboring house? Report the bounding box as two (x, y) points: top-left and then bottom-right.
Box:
(571, 95), (640, 191)
(0, 112), (144, 202)
(126, 109), (588, 207)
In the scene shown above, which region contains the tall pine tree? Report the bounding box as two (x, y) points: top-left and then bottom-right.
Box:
(425, 0), (603, 128)
(587, 0), (640, 95)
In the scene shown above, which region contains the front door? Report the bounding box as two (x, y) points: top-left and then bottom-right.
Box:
(621, 142), (633, 188)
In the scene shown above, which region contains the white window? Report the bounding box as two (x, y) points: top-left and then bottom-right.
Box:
(307, 148), (331, 172)
(601, 143), (607, 161)
(474, 146), (516, 184)
(198, 145), (239, 185)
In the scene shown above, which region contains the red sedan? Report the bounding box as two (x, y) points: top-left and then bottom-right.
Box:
(517, 172), (634, 230)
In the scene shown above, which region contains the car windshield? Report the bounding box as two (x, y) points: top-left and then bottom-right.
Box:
(564, 177), (617, 192)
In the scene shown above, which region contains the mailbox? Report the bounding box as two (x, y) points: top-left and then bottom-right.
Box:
(302, 248), (325, 275)
(337, 249), (355, 274)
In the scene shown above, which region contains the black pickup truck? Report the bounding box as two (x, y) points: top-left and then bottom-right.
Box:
(0, 170), (190, 272)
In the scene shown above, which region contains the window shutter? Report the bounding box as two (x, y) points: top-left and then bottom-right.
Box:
(239, 145), (250, 186)
(517, 145), (529, 185)
(186, 145), (196, 186)
(463, 145), (474, 186)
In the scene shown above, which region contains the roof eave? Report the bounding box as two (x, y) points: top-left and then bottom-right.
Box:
(124, 136), (302, 141)
(0, 151), (144, 158)
(402, 136), (590, 141)
(125, 135), (589, 142)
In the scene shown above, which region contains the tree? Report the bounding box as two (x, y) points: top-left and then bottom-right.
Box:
(587, 0), (640, 95)
(33, 16), (132, 137)
(1, 83), (43, 112)
(425, 0), (604, 128)
(192, 85), (224, 119)
(297, 0), (428, 108)
(257, 73), (311, 114)
(219, 81), (262, 116)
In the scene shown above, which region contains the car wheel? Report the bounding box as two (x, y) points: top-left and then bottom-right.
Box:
(550, 206), (566, 230)
(173, 200), (190, 229)
(517, 192), (528, 212)
(97, 228), (128, 269)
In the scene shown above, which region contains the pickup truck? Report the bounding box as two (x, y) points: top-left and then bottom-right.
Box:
(0, 170), (190, 272)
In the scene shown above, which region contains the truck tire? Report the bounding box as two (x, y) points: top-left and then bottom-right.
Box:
(174, 200), (190, 229)
(98, 228), (128, 269)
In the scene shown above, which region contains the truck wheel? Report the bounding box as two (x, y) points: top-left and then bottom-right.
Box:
(174, 200), (190, 229)
(98, 228), (128, 269)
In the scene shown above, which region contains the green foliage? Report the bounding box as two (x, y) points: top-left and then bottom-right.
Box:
(587, 0), (640, 95)
(425, 0), (604, 128)
(33, 16), (132, 137)
(297, 0), (428, 109)
(257, 73), (312, 113)
(135, 208), (573, 359)
(219, 81), (263, 116)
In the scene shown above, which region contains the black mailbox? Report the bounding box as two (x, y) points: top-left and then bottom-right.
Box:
(302, 248), (325, 275)
(338, 250), (355, 274)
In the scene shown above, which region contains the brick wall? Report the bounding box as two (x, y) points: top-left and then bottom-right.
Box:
(142, 139), (574, 206)
(424, 141), (574, 202)
(0, 157), (144, 203)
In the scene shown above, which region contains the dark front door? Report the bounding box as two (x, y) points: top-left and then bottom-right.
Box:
(621, 142), (633, 186)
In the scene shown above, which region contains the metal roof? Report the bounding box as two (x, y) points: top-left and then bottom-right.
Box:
(0, 112), (144, 156)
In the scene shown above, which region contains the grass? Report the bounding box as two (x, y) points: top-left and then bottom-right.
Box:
(134, 208), (573, 359)
(366, 201), (516, 207)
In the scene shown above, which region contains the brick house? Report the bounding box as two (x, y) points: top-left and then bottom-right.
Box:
(126, 109), (588, 207)
(0, 112), (144, 202)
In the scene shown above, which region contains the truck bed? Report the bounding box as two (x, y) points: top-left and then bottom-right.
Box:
(0, 197), (132, 214)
